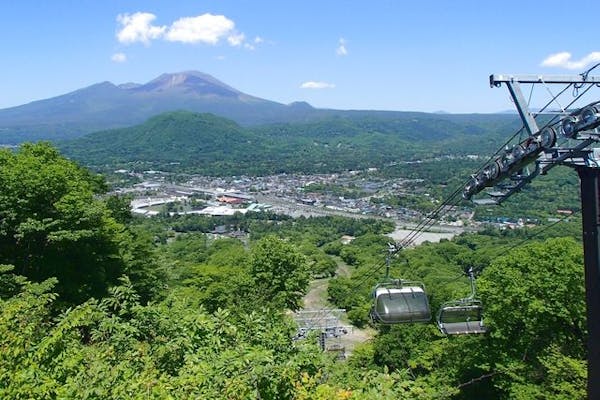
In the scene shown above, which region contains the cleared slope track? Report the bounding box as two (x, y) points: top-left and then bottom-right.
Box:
(299, 257), (375, 357)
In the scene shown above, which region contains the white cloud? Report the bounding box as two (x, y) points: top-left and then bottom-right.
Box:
(165, 14), (235, 44)
(116, 12), (166, 45)
(115, 11), (259, 50)
(336, 38), (348, 56)
(541, 51), (600, 70)
(227, 32), (245, 47)
(300, 81), (336, 89)
(111, 52), (127, 63)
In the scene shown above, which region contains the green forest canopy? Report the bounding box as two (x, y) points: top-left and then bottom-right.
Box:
(0, 143), (588, 399)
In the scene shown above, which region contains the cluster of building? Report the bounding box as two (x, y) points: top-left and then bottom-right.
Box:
(116, 178), (270, 217)
(112, 169), (474, 225)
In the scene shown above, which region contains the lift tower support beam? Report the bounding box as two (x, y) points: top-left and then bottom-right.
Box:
(577, 166), (600, 398)
(474, 73), (600, 398)
(505, 81), (539, 135)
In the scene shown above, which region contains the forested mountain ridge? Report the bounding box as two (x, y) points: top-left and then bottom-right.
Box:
(61, 111), (253, 170)
(60, 110), (518, 175)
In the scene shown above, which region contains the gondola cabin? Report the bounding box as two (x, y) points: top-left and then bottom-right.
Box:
(371, 281), (431, 324)
(437, 300), (487, 335)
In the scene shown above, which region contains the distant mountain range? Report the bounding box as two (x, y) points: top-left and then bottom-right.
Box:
(0, 70), (519, 144)
(0, 71), (322, 143)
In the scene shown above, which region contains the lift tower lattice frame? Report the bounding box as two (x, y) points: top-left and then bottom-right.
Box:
(464, 71), (600, 398)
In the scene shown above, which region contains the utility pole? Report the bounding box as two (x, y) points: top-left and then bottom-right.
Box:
(463, 69), (600, 398)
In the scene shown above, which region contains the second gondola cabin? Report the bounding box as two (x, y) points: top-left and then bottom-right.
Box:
(437, 300), (487, 335)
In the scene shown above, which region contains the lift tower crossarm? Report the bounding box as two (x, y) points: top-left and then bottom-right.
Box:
(491, 73), (600, 135)
(490, 74), (600, 85)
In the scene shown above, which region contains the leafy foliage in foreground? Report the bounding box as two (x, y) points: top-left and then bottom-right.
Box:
(0, 143), (164, 305)
(3, 236), (585, 399)
(0, 144), (588, 398)
(0, 267), (473, 399)
(0, 271), (324, 399)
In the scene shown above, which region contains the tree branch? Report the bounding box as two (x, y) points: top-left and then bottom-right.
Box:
(457, 370), (502, 389)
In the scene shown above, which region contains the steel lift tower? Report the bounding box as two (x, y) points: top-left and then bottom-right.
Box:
(462, 69), (600, 398)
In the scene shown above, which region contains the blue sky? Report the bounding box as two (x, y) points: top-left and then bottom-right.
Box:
(1, 0), (599, 113)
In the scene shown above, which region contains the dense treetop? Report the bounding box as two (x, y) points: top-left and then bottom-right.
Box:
(0, 142), (162, 304)
(0, 144), (588, 398)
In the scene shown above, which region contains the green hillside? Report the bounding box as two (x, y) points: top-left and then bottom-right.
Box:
(61, 110), (518, 175)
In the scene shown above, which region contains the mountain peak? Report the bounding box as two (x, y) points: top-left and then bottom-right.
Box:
(134, 71), (241, 97)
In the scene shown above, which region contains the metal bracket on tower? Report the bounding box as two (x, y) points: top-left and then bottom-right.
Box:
(463, 71), (600, 204)
(490, 74), (600, 85)
(469, 68), (600, 398)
